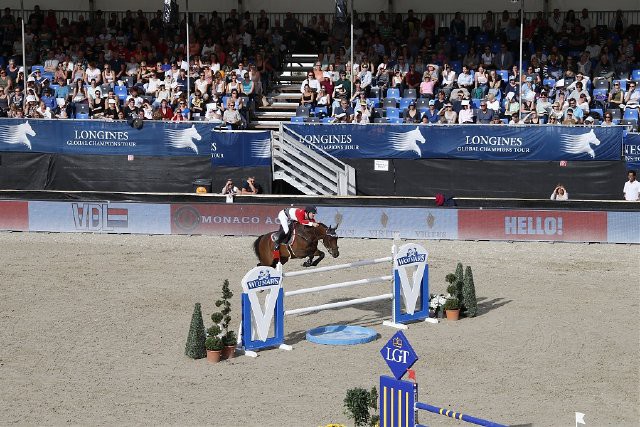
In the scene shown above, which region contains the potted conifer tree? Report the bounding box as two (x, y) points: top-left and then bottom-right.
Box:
(215, 279), (237, 359)
(444, 283), (461, 320)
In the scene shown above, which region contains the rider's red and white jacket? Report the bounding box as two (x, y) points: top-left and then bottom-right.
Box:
(284, 208), (316, 226)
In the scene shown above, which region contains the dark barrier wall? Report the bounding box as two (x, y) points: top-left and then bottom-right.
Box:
(0, 153), (271, 193)
(344, 159), (628, 199)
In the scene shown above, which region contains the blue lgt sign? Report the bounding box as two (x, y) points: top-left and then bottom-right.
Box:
(380, 330), (418, 380)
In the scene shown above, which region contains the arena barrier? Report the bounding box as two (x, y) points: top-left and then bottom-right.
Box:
(380, 376), (508, 427)
(239, 243), (435, 356)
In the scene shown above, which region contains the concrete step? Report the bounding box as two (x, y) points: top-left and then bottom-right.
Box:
(266, 102), (300, 108)
(271, 85), (303, 94)
(254, 111), (296, 118)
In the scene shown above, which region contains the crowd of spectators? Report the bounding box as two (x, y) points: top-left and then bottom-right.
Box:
(295, 8), (640, 127)
(1, 7), (639, 128)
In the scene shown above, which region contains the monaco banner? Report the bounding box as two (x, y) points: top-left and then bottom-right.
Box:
(286, 123), (624, 161)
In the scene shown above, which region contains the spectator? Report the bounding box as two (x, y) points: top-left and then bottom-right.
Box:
(562, 108), (578, 125)
(457, 66), (474, 92)
(423, 100), (439, 123)
(301, 84), (315, 107)
(623, 170), (640, 201)
(439, 102), (457, 124)
(550, 185), (569, 200)
(301, 71), (321, 93)
(157, 99), (173, 120)
(241, 176), (263, 194)
(494, 44), (514, 70)
(332, 98), (354, 123)
(485, 92), (500, 113)
(476, 100), (495, 123)
(601, 112), (614, 126)
(458, 100), (474, 124)
(103, 98), (119, 119)
(404, 102), (420, 123)
(223, 100), (243, 129)
(221, 179), (239, 195)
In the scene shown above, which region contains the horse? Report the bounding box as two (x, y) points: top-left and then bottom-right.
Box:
(0, 121), (36, 150)
(165, 124), (202, 154)
(253, 222), (339, 268)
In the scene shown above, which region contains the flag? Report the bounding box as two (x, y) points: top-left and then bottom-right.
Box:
(575, 412), (585, 426)
(407, 369), (416, 382)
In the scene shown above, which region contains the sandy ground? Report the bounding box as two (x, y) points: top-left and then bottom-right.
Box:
(0, 232), (638, 427)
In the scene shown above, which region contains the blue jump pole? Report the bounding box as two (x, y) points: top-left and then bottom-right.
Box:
(415, 402), (508, 427)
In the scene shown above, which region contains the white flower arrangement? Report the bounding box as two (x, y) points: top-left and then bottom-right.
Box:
(429, 294), (448, 309)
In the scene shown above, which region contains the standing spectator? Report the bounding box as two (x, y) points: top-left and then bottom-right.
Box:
(623, 171), (640, 201)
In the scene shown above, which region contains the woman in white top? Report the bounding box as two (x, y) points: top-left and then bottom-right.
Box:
(85, 62), (101, 85)
(550, 185), (568, 201)
(102, 63), (115, 87)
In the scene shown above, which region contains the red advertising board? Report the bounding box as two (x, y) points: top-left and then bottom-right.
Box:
(171, 204), (282, 235)
(458, 209), (607, 242)
(0, 201), (29, 231)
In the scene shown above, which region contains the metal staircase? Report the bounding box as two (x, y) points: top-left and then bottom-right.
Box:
(253, 53), (318, 130)
(272, 124), (356, 196)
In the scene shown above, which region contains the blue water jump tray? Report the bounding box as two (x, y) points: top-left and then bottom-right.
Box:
(306, 325), (379, 346)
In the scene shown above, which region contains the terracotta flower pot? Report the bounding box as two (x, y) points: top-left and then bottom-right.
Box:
(222, 345), (236, 360)
(206, 349), (222, 363)
(445, 309), (460, 321)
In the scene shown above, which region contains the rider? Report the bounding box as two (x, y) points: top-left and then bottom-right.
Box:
(273, 206), (319, 260)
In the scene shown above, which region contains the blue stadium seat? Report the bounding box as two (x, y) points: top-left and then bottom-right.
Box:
(386, 108), (400, 119)
(591, 108), (604, 119)
(321, 117), (334, 124)
(31, 65), (45, 74)
(592, 89), (608, 103)
(632, 69), (640, 81)
(314, 106), (328, 116)
(543, 78), (556, 88)
(388, 117), (404, 124)
(623, 108), (639, 121)
(367, 98), (380, 108)
(382, 98), (398, 109)
(475, 34), (489, 45)
(471, 98), (482, 109)
(399, 98), (414, 110)
(491, 41), (501, 54)
(75, 112), (89, 119)
(386, 88), (401, 99)
(456, 41), (469, 55)
(450, 60), (462, 74)
(114, 85), (128, 101)
(497, 70), (509, 82)
(290, 116), (304, 123)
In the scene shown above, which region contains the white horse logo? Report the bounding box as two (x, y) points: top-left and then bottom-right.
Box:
(0, 121), (36, 150)
(165, 125), (202, 154)
(388, 126), (426, 156)
(560, 130), (601, 158)
(251, 137), (271, 158)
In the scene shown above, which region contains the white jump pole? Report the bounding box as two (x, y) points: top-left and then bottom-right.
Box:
(284, 275), (393, 297)
(283, 257), (393, 277)
(284, 293), (393, 316)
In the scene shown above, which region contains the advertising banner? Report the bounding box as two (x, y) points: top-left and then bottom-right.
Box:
(458, 209), (608, 242)
(0, 201), (29, 231)
(0, 119), (213, 156)
(624, 133), (640, 171)
(211, 131), (272, 167)
(28, 201), (171, 234)
(286, 124), (623, 161)
(607, 212), (640, 244)
(317, 206), (458, 240)
(171, 204), (282, 235)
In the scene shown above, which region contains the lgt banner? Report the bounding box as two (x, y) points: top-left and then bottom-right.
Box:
(286, 124), (623, 161)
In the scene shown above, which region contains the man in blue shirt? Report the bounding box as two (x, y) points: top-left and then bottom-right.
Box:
(40, 88), (57, 110)
(423, 100), (440, 123)
(54, 78), (70, 101)
(475, 100), (495, 123)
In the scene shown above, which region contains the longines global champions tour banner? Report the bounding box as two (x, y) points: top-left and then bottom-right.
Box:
(286, 124), (624, 161)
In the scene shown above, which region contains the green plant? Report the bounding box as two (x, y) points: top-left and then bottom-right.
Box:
(447, 265), (465, 310)
(223, 331), (237, 346)
(455, 262), (464, 283)
(215, 279), (234, 337)
(185, 303), (207, 359)
(444, 297), (460, 311)
(463, 266), (478, 317)
(205, 336), (223, 351)
(344, 387), (379, 427)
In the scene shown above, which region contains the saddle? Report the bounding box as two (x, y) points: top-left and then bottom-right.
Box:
(270, 227), (296, 247)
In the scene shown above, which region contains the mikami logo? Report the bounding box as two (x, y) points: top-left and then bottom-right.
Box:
(246, 270), (281, 289)
(165, 125), (202, 154)
(560, 130), (601, 158)
(396, 247), (427, 266)
(388, 126), (426, 155)
(71, 203), (129, 231)
(0, 121), (36, 149)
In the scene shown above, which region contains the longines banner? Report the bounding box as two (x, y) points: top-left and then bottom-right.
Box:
(624, 133), (640, 170)
(286, 124), (624, 161)
(0, 119), (213, 156)
(211, 131), (272, 167)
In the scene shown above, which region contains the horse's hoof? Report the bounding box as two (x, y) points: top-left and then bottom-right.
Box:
(302, 261), (312, 267)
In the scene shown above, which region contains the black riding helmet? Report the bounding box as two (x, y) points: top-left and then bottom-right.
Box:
(304, 206), (317, 214)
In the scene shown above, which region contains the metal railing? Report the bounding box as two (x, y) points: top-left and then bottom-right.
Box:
(9, 9), (640, 31)
(274, 123), (356, 196)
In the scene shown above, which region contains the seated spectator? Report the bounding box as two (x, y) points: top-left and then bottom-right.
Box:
(157, 99), (173, 120)
(439, 102), (457, 124)
(535, 91), (552, 118)
(191, 91), (205, 117)
(141, 101), (153, 120)
(576, 94), (590, 115)
(34, 100), (52, 119)
(419, 75), (436, 99)
(433, 91), (447, 111)
(301, 84), (315, 107)
(458, 100), (474, 124)
(476, 100), (495, 124)
(508, 112), (520, 124)
(423, 100), (440, 123)
(204, 102), (223, 123)
(485, 92), (500, 114)
(332, 98), (354, 123)
(404, 102), (421, 123)
(456, 66), (474, 92)
(316, 88), (330, 110)
(547, 115), (559, 125)
(91, 94), (106, 118)
(601, 112), (614, 126)
(521, 111), (541, 124)
(623, 81), (639, 109)
(55, 78), (70, 101)
(241, 176), (263, 195)
(550, 185), (569, 201)
(223, 100), (243, 128)
(354, 108), (371, 124)
(562, 108), (578, 125)
(103, 98), (119, 119)
(608, 82), (625, 110)
(440, 63), (456, 96)
(301, 71), (321, 93)
(564, 98), (583, 122)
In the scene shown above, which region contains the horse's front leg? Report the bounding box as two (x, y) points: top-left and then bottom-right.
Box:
(302, 255), (314, 268)
(310, 250), (325, 266)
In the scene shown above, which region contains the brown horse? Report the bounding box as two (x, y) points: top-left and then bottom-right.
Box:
(253, 222), (339, 268)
